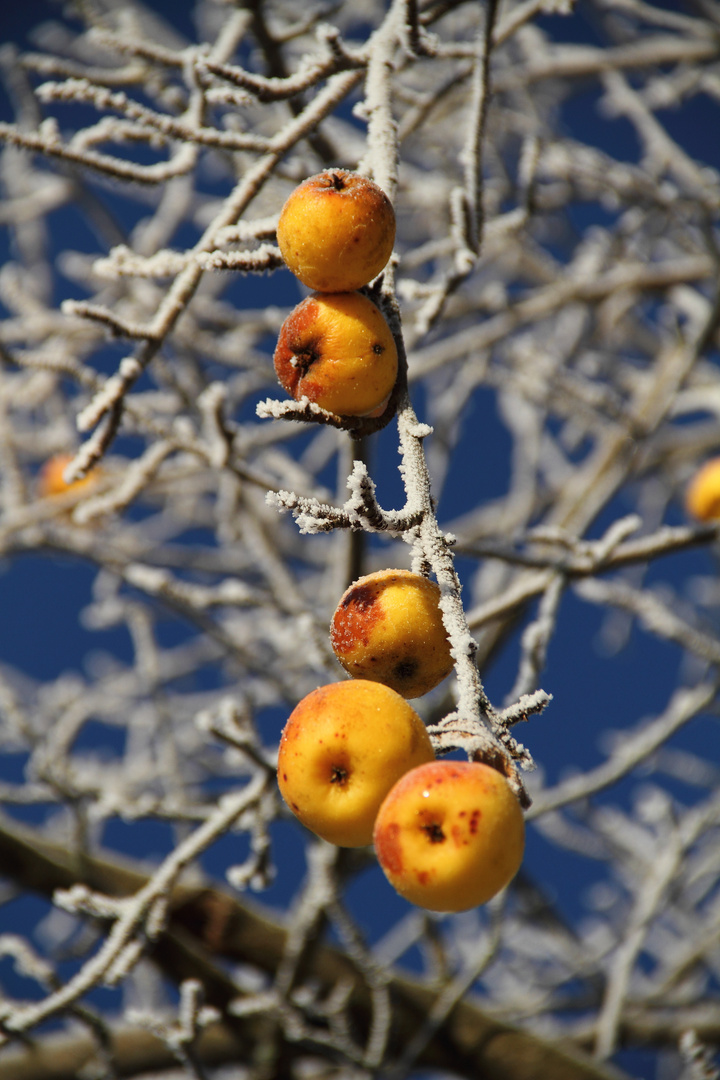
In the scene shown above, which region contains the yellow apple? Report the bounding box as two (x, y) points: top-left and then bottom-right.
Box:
(330, 569), (454, 698)
(373, 760), (525, 911)
(277, 170), (395, 293)
(277, 680), (435, 847)
(685, 457), (720, 521)
(273, 291), (397, 417)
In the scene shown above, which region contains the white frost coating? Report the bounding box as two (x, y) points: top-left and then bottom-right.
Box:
(195, 242), (281, 272)
(407, 421), (433, 439)
(124, 566), (256, 614)
(256, 396), (338, 422)
(119, 357), (142, 381)
(198, 381), (231, 469)
(94, 245), (190, 279)
(448, 632), (477, 666)
(123, 564), (169, 592)
(215, 217), (278, 244)
(256, 398), (295, 420)
(59, 299), (85, 320)
(266, 489), (339, 533)
(343, 459), (377, 526)
(73, 438), (175, 522)
(265, 490), (298, 514)
(76, 358), (139, 433)
(501, 689), (553, 726)
(62, 430), (107, 484)
(293, 512), (329, 534)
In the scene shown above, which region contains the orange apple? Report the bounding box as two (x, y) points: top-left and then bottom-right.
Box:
(330, 569), (454, 698)
(685, 457), (720, 521)
(273, 291), (397, 417)
(373, 760), (525, 911)
(277, 680), (435, 847)
(38, 453), (100, 499)
(276, 170), (395, 293)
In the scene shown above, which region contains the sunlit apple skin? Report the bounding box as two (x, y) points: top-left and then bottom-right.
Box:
(685, 457), (720, 521)
(330, 569), (454, 699)
(373, 760), (525, 911)
(38, 453), (100, 499)
(274, 291), (398, 417)
(276, 170), (396, 293)
(277, 680), (435, 848)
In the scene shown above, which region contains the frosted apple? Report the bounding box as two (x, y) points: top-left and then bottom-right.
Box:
(277, 680), (435, 847)
(274, 291), (397, 417)
(373, 760), (525, 911)
(277, 170), (395, 293)
(685, 457), (720, 521)
(330, 569), (453, 698)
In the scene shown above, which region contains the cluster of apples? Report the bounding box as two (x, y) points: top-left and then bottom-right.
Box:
(277, 565), (525, 912)
(273, 175), (525, 912)
(273, 169), (399, 418)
